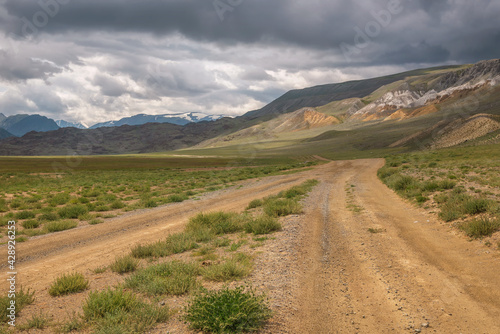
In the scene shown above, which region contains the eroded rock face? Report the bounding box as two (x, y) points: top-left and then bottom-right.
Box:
(350, 60), (500, 122)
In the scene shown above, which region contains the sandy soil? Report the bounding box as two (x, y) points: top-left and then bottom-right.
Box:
(2, 159), (499, 333)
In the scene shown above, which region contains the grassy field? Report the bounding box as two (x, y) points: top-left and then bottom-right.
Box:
(379, 144), (500, 242)
(0, 180), (318, 333)
(0, 156), (315, 244)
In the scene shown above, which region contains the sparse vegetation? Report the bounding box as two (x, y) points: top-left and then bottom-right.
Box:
(49, 272), (89, 296)
(110, 255), (139, 274)
(185, 285), (272, 334)
(379, 145), (500, 242)
(244, 214), (282, 235)
(125, 261), (200, 296)
(459, 218), (500, 239)
(0, 157), (309, 244)
(82, 288), (169, 333)
(18, 313), (51, 330)
(202, 253), (253, 282)
(0, 288), (35, 322)
(44, 220), (78, 233)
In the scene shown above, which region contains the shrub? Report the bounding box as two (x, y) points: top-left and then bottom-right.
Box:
(390, 175), (417, 192)
(167, 194), (187, 203)
(459, 218), (500, 239)
(49, 272), (89, 297)
(143, 199), (158, 208)
(15, 210), (36, 220)
(18, 313), (50, 330)
(185, 285), (272, 333)
(22, 219), (40, 229)
(244, 215), (282, 235)
(44, 220), (78, 233)
(186, 212), (245, 235)
(58, 205), (88, 219)
(246, 199), (263, 210)
(131, 232), (200, 258)
(110, 255), (139, 274)
(464, 198), (490, 215)
(0, 288), (35, 322)
(82, 288), (169, 333)
(263, 198), (302, 217)
(89, 218), (104, 225)
(125, 261), (200, 296)
(38, 212), (58, 221)
(110, 200), (125, 209)
(50, 193), (71, 206)
(202, 253), (253, 282)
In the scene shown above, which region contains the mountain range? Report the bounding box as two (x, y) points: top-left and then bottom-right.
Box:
(0, 59), (499, 156)
(0, 112), (224, 138)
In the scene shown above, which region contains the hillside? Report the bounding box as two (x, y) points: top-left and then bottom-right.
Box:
(0, 127), (13, 140)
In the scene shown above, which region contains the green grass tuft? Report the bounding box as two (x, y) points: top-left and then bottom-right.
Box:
(49, 272), (89, 297)
(125, 261), (200, 296)
(202, 253), (253, 282)
(82, 288), (169, 333)
(244, 215), (282, 235)
(459, 218), (500, 239)
(110, 255), (139, 274)
(184, 285), (272, 334)
(263, 198), (302, 217)
(58, 205), (88, 219)
(0, 288), (35, 322)
(44, 220), (78, 233)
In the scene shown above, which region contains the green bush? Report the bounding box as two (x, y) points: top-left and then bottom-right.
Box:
(131, 231), (201, 258)
(22, 219), (40, 229)
(246, 199), (263, 210)
(49, 273), (89, 296)
(202, 253), (253, 282)
(110, 255), (139, 274)
(263, 198), (302, 217)
(125, 261), (200, 296)
(18, 313), (50, 330)
(0, 288), (35, 322)
(464, 198), (490, 215)
(58, 205), (88, 219)
(244, 215), (282, 235)
(82, 288), (169, 333)
(167, 194), (187, 203)
(110, 200), (125, 209)
(185, 285), (272, 333)
(186, 212), (246, 235)
(15, 210), (36, 220)
(459, 218), (500, 239)
(50, 193), (71, 206)
(38, 212), (58, 221)
(143, 199), (158, 208)
(44, 220), (78, 233)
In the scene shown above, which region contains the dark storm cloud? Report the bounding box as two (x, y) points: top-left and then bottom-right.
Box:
(2, 0), (499, 66)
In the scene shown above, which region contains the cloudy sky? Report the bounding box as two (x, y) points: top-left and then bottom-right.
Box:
(0, 0), (499, 126)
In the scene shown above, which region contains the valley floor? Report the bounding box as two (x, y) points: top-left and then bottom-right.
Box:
(2, 160), (500, 333)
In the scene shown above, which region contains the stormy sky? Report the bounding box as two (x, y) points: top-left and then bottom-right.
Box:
(0, 0), (499, 126)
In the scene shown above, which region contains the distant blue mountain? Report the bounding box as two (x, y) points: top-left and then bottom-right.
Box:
(0, 114), (59, 137)
(56, 120), (88, 129)
(90, 112), (223, 129)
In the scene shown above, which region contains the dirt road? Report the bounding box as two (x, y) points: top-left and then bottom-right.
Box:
(289, 159), (500, 333)
(2, 159), (499, 333)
